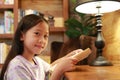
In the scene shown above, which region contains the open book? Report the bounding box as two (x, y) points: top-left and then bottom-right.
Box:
(72, 48), (91, 61)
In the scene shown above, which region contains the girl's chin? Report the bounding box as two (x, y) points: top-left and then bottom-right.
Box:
(35, 52), (41, 55)
(34, 51), (43, 55)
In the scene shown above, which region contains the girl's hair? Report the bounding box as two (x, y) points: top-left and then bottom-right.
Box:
(0, 14), (48, 80)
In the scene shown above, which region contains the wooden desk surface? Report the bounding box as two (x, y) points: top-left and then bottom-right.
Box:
(64, 65), (120, 80)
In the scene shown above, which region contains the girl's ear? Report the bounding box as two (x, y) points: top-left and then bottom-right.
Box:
(20, 32), (24, 41)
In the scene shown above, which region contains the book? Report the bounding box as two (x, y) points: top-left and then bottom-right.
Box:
(4, 10), (14, 33)
(24, 9), (39, 16)
(0, 43), (10, 64)
(18, 9), (39, 21)
(4, 0), (14, 4)
(72, 48), (91, 61)
(0, 18), (4, 33)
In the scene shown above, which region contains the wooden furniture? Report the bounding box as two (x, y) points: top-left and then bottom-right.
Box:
(0, 0), (69, 69)
(64, 65), (120, 80)
(0, 0), (18, 39)
(0, 0), (68, 40)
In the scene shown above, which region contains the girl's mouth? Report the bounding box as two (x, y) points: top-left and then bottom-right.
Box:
(35, 44), (44, 49)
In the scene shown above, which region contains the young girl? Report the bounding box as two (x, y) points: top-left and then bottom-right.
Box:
(0, 14), (89, 80)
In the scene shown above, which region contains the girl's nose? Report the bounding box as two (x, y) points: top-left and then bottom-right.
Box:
(38, 36), (46, 44)
(38, 36), (43, 41)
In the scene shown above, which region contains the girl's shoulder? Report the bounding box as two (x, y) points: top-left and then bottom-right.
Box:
(8, 55), (32, 69)
(6, 55), (25, 72)
(9, 55), (23, 66)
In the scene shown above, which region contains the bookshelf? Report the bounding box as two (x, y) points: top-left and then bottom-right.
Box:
(50, 27), (66, 33)
(0, 0), (18, 39)
(0, 5), (14, 9)
(0, 0), (69, 68)
(0, 34), (13, 39)
(0, 27), (66, 39)
(0, 0), (68, 39)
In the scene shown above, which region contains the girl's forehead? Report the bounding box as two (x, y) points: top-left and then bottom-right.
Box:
(31, 22), (49, 31)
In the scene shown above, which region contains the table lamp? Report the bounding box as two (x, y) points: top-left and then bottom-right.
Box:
(75, 0), (120, 66)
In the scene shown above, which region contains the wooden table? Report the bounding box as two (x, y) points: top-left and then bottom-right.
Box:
(64, 65), (120, 80)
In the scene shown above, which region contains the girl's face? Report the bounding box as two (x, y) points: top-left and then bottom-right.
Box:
(21, 22), (49, 56)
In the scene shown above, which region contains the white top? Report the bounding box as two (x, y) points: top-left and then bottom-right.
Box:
(4, 55), (50, 80)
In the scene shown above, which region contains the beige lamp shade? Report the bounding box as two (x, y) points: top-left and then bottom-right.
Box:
(75, 0), (120, 14)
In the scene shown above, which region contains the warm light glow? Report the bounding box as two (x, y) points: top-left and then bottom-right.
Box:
(76, 1), (120, 14)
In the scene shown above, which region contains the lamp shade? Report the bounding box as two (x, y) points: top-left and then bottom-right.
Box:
(75, 0), (120, 14)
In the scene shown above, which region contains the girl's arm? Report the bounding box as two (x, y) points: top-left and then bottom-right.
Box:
(49, 57), (77, 80)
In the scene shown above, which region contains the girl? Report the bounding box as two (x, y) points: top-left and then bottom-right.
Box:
(0, 14), (88, 80)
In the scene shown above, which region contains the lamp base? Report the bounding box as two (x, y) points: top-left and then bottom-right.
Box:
(89, 56), (113, 66)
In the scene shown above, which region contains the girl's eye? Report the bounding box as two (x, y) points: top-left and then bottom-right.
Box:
(34, 32), (40, 36)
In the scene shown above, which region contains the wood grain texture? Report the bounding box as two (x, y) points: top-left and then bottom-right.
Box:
(19, 0), (63, 17)
(65, 65), (120, 80)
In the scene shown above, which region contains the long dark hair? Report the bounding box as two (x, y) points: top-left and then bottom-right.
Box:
(0, 14), (48, 80)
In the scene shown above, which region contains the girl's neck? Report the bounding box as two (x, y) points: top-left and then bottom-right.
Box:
(22, 53), (35, 64)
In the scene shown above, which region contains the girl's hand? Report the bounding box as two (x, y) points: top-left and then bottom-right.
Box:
(55, 57), (78, 73)
(49, 57), (77, 80)
(50, 57), (77, 73)
(50, 49), (83, 72)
